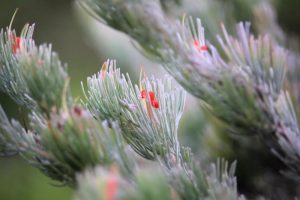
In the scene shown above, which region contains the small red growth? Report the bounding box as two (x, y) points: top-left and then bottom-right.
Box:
(200, 45), (208, 51)
(104, 174), (119, 200)
(148, 91), (155, 102)
(141, 89), (147, 99)
(193, 39), (208, 52)
(11, 36), (21, 54)
(140, 89), (159, 109)
(151, 99), (159, 109)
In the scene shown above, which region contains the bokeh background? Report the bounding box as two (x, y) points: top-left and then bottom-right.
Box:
(0, 0), (300, 199)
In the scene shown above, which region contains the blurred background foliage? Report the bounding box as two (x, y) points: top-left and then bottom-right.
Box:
(0, 0), (300, 199)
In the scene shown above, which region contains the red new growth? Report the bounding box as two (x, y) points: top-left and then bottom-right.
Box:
(193, 39), (208, 52)
(140, 89), (159, 109)
(151, 99), (159, 109)
(148, 91), (155, 102)
(141, 89), (147, 99)
(200, 45), (208, 51)
(11, 36), (21, 54)
(104, 174), (118, 200)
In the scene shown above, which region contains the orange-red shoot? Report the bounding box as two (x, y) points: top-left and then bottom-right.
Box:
(200, 45), (208, 51)
(193, 39), (208, 52)
(11, 36), (21, 54)
(148, 91), (155, 102)
(141, 89), (147, 99)
(151, 99), (159, 109)
(140, 89), (159, 109)
(104, 174), (118, 200)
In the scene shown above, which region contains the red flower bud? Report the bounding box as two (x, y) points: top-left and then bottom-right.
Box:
(140, 89), (159, 109)
(11, 36), (21, 54)
(200, 45), (208, 51)
(105, 174), (118, 200)
(193, 39), (208, 52)
(151, 99), (159, 109)
(141, 89), (147, 99)
(148, 91), (155, 102)
(193, 39), (200, 48)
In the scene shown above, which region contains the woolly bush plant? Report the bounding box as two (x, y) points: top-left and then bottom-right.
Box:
(1, 0), (300, 199)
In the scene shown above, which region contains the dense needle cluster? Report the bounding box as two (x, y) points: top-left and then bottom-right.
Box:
(1, 0), (300, 199)
(140, 89), (159, 109)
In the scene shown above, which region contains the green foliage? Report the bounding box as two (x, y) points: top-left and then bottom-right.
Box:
(17, 43), (69, 114)
(0, 18), (242, 198)
(128, 169), (173, 200)
(0, 23), (70, 114)
(77, 0), (300, 198)
(82, 60), (186, 164)
(0, 25), (35, 108)
(75, 158), (243, 200)
(0, 24), (133, 186)
(1, 0), (300, 199)
(0, 106), (24, 156)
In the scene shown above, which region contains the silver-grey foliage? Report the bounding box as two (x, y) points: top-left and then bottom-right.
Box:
(2, 0), (299, 198)
(0, 15), (243, 199)
(77, 0), (300, 185)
